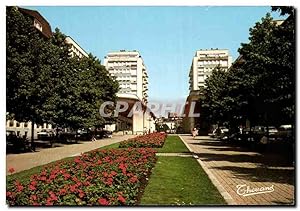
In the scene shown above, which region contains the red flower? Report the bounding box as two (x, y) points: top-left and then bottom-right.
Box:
(118, 195), (126, 204)
(6, 191), (12, 198)
(30, 195), (37, 201)
(39, 176), (47, 181)
(98, 198), (109, 205)
(29, 184), (36, 191)
(106, 178), (113, 186)
(79, 191), (85, 198)
(46, 198), (53, 206)
(59, 188), (67, 195)
(8, 167), (15, 174)
(70, 185), (77, 193)
(129, 176), (138, 183)
(49, 191), (58, 201)
(40, 170), (47, 176)
(63, 173), (71, 180)
(15, 181), (24, 192)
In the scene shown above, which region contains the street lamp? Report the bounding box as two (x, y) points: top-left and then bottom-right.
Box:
(147, 117), (152, 134)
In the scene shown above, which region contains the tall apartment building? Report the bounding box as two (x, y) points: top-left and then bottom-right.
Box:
(183, 49), (232, 133)
(65, 36), (89, 58)
(103, 50), (149, 103)
(189, 49), (232, 92)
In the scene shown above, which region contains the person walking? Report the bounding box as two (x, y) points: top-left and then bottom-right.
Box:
(191, 127), (198, 139)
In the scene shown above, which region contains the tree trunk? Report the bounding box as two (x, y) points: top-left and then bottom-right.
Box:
(31, 119), (35, 151)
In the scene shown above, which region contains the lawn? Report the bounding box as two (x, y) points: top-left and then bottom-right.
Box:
(140, 156), (226, 205)
(157, 136), (189, 153)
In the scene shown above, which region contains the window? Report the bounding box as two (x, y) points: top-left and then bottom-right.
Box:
(9, 120), (14, 127)
(16, 122), (20, 127)
(17, 131), (20, 136)
(24, 123), (28, 128)
(34, 19), (43, 32)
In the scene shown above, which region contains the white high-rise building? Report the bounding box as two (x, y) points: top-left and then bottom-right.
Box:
(104, 50), (154, 134)
(65, 36), (89, 59)
(189, 49), (232, 91)
(103, 50), (148, 103)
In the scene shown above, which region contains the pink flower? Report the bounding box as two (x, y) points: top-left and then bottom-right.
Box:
(8, 167), (15, 174)
(129, 176), (138, 183)
(29, 184), (36, 191)
(79, 191), (85, 198)
(118, 195), (126, 204)
(59, 188), (67, 195)
(98, 198), (109, 205)
(30, 195), (37, 201)
(6, 191), (12, 198)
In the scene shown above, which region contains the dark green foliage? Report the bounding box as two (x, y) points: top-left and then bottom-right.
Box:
(201, 8), (295, 128)
(6, 7), (119, 130)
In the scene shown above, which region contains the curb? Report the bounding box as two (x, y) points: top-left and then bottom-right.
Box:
(179, 135), (237, 205)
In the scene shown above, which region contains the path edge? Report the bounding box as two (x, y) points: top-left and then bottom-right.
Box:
(178, 135), (237, 205)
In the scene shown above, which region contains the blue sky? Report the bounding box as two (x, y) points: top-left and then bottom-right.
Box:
(24, 6), (284, 103)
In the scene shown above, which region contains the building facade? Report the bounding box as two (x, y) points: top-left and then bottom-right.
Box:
(183, 49), (232, 133)
(103, 50), (154, 134)
(189, 49), (232, 91)
(103, 50), (149, 103)
(18, 7), (52, 39)
(65, 36), (89, 58)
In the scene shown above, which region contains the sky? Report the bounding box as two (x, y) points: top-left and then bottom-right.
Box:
(24, 6), (284, 104)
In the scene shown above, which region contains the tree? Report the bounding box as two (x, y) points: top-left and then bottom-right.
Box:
(41, 29), (119, 130)
(200, 8), (295, 131)
(238, 12), (295, 126)
(7, 7), (119, 148)
(201, 67), (231, 125)
(7, 7), (64, 149)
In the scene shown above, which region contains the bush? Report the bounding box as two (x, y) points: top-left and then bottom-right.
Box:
(6, 148), (157, 206)
(119, 132), (167, 148)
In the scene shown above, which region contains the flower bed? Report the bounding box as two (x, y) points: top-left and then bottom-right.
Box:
(119, 132), (167, 148)
(6, 148), (157, 206)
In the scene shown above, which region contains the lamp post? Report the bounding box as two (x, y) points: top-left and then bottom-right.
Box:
(147, 117), (152, 134)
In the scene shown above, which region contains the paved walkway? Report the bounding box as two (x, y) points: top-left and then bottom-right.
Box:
(180, 135), (295, 205)
(6, 135), (135, 174)
(155, 152), (193, 157)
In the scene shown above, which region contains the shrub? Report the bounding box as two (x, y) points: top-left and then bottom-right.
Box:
(6, 148), (157, 206)
(119, 132), (167, 148)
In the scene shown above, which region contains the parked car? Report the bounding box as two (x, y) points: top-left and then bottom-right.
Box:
(37, 129), (54, 140)
(6, 130), (29, 152)
(76, 128), (92, 141)
(58, 131), (77, 143)
(214, 126), (229, 140)
(94, 129), (112, 139)
(101, 130), (113, 138)
(277, 125), (293, 142)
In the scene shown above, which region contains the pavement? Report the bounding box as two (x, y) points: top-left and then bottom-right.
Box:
(6, 135), (136, 174)
(180, 135), (295, 205)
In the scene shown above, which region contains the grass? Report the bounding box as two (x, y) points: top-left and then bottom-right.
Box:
(140, 156), (226, 205)
(157, 136), (190, 153)
(99, 142), (120, 150)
